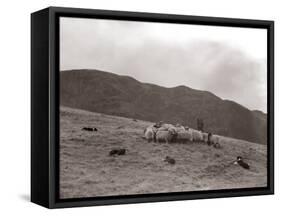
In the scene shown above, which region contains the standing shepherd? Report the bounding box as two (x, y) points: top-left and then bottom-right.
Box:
(197, 118), (204, 132)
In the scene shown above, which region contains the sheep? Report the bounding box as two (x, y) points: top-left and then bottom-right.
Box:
(168, 126), (177, 134)
(146, 124), (158, 133)
(158, 123), (177, 132)
(160, 123), (175, 129)
(208, 133), (220, 147)
(176, 130), (193, 143)
(202, 132), (208, 143)
(184, 126), (190, 131)
(190, 128), (203, 142)
(154, 121), (164, 128)
(155, 130), (176, 144)
(144, 126), (157, 142)
(175, 124), (186, 133)
(157, 127), (167, 131)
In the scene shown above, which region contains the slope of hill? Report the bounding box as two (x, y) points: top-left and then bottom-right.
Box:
(60, 69), (267, 144)
(60, 106), (267, 199)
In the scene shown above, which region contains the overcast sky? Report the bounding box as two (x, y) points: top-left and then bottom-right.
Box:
(60, 17), (267, 113)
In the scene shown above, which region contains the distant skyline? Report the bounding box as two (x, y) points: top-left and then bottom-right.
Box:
(60, 17), (267, 113)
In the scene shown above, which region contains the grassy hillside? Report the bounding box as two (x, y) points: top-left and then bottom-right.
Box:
(60, 106), (267, 199)
(60, 69), (267, 144)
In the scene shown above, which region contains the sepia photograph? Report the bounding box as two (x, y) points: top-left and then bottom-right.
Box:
(59, 17), (268, 199)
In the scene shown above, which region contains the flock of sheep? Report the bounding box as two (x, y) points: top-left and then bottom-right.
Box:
(143, 121), (221, 148)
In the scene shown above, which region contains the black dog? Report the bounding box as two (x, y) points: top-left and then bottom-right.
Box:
(164, 156), (176, 165)
(235, 156), (250, 170)
(109, 148), (126, 156)
(82, 127), (98, 132)
(82, 127), (93, 132)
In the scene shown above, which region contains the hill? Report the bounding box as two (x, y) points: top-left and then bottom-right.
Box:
(60, 106), (267, 198)
(60, 69), (267, 144)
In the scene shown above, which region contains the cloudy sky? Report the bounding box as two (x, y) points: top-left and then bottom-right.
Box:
(60, 17), (267, 113)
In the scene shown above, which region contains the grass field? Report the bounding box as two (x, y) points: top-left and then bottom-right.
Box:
(60, 106), (267, 199)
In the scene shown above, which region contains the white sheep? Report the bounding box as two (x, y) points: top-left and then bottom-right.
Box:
(158, 124), (176, 132)
(190, 128), (203, 142)
(144, 125), (158, 142)
(144, 128), (154, 142)
(148, 124), (158, 132)
(155, 130), (176, 144)
(208, 133), (220, 147)
(162, 123), (175, 129)
(202, 132), (208, 143)
(176, 130), (193, 143)
(175, 124), (186, 133)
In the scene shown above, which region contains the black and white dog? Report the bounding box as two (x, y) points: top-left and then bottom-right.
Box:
(234, 156), (250, 170)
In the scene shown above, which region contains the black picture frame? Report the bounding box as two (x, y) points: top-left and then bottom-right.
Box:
(31, 6), (274, 209)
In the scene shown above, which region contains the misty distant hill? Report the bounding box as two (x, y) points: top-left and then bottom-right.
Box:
(60, 69), (267, 144)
